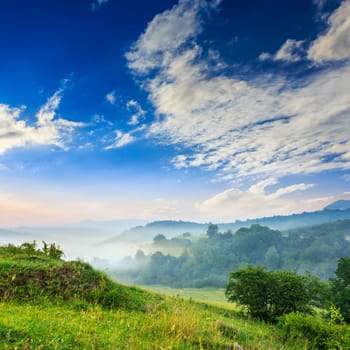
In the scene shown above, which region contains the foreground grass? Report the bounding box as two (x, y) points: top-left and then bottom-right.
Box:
(0, 297), (291, 350)
(0, 243), (331, 349)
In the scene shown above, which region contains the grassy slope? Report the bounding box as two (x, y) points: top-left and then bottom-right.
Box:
(0, 246), (304, 349)
(140, 285), (229, 305)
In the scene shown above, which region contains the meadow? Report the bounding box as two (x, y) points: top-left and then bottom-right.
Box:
(0, 242), (349, 349)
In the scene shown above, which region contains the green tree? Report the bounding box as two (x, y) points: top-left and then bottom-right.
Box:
(153, 234), (167, 243)
(206, 223), (219, 238)
(135, 249), (146, 260)
(226, 266), (317, 322)
(48, 243), (64, 260)
(264, 246), (280, 269)
(331, 257), (350, 322)
(226, 266), (272, 321)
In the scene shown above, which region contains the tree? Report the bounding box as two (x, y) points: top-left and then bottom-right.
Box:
(226, 266), (272, 321)
(153, 234), (166, 243)
(206, 223), (219, 238)
(135, 249), (146, 261)
(331, 257), (350, 322)
(264, 246), (280, 270)
(226, 266), (318, 322)
(48, 243), (64, 259)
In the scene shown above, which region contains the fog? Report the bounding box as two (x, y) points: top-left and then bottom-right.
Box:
(0, 219), (150, 272)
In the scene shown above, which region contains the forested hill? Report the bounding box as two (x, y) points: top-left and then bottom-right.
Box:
(106, 206), (350, 243)
(114, 220), (350, 288)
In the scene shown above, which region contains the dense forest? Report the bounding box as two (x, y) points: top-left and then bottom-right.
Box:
(115, 220), (350, 287)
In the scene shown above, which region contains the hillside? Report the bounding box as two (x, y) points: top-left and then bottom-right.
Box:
(104, 220), (208, 243)
(0, 242), (156, 311)
(0, 242), (291, 349)
(115, 220), (350, 287)
(104, 206), (350, 243)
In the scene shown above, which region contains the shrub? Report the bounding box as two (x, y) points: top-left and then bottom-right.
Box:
(225, 266), (324, 322)
(278, 312), (350, 349)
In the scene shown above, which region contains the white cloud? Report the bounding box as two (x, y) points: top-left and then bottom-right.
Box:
(195, 180), (314, 220)
(308, 0), (350, 62)
(0, 89), (83, 155)
(126, 0), (221, 74)
(105, 130), (135, 149)
(92, 114), (113, 127)
(274, 39), (304, 62)
(105, 91), (116, 105)
(258, 52), (271, 61)
(126, 99), (145, 126)
(259, 39), (304, 62)
(91, 0), (110, 11)
(126, 0), (350, 184)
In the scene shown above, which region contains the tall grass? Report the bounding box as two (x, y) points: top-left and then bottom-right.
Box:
(0, 243), (331, 349)
(0, 297), (291, 349)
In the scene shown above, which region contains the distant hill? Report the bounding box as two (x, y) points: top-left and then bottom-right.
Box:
(104, 208), (350, 243)
(220, 208), (350, 232)
(285, 219), (350, 237)
(102, 220), (208, 243)
(324, 200), (350, 211)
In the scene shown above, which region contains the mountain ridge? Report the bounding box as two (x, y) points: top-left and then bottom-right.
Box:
(103, 204), (350, 244)
(324, 200), (350, 211)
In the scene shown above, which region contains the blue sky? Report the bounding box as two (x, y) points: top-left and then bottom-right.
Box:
(0, 0), (350, 226)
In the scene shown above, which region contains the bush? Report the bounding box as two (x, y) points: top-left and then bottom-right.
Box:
(278, 312), (350, 349)
(225, 266), (324, 322)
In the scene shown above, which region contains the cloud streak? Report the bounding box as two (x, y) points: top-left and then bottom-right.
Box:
(0, 89), (83, 155)
(105, 130), (135, 149)
(259, 39), (304, 62)
(126, 0), (350, 185)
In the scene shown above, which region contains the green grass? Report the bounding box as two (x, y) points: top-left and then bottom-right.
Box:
(0, 243), (335, 349)
(0, 297), (291, 349)
(140, 285), (231, 306)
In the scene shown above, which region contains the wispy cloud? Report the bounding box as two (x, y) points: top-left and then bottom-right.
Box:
(126, 0), (221, 75)
(91, 0), (110, 11)
(0, 89), (83, 155)
(126, 0), (350, 185)
(308, 0), (350, 62)
(126, 99), (145, 126)
(105, 130), (135, 149)
(105, 91), (116, 105)
(195, 179), (314, 220)
(259, 39), (304, 62)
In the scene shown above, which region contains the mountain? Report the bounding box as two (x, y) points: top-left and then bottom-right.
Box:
(104, 208), (350, 244)
(219, 208), (350, 232)
(324, 200), (350, 211)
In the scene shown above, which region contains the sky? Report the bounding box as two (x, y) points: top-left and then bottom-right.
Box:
(0, 0), (350, 226)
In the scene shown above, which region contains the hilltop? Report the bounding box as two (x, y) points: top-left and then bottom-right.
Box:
(103, 204), (350, 243)
(0, 242), (157, 311)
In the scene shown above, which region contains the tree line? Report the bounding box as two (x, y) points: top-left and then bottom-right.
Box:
(116, 221), (350, 288)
